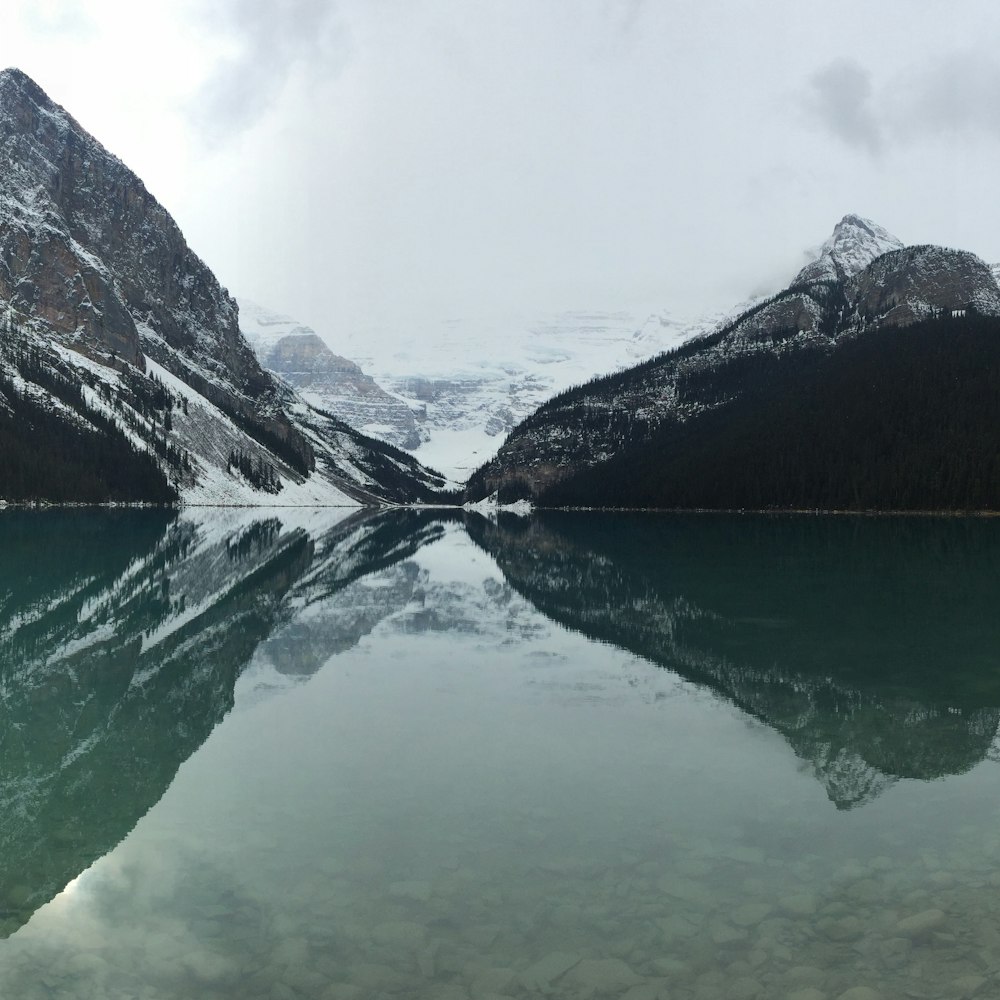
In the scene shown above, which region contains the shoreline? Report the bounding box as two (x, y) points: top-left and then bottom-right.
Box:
(3, 500), (1000, 517)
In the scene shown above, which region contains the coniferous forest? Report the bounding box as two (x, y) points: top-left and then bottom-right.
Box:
(0, 367), (176, 505)
(540, 311), (1000, 511)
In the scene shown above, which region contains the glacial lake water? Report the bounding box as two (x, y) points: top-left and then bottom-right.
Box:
(3, 509), (1000, 999)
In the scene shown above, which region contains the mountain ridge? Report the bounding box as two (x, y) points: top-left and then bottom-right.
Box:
(239, 299), (422, 450)
(0, 68), (452, 505)
(467, 215), (1000, 509)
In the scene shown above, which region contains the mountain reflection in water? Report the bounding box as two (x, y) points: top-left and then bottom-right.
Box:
(4, 507), (1000, 946)
(467, 511), (1000, 809)
(0, 508), (452, 936)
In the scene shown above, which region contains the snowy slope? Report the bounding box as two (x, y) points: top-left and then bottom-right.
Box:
(0, 68), (450, 506)
(244, 303), (735, 480)
(794, 214), (904, 285)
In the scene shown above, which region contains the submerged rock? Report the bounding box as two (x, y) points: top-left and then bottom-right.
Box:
(786, 989), (827, 1000)
(563, 957), (643, 994)
(518, 951), (580, 989)
(835, 989), (882, 1000)
(896, 908), (946, 939)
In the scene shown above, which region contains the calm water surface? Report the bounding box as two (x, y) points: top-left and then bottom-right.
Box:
(3, 509), (1000, 999)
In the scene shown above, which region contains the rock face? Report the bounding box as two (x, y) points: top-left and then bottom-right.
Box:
(0, 67), (451, 505)
(468, 215), (1000, 505)
(0, 68), (302, 461)
(846, 245), (1000, 327)
(239, 301), (421, 450)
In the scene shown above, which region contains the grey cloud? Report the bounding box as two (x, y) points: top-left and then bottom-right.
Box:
(191, 0), (351, 140)
(606, 0), (646, 35)
(893, 51), (1000, 138)
(804, 58), (883, 155)
(803, 50), (1000, 155)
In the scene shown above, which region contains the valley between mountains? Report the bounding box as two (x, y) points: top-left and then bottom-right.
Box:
(3, 66), (1000, 512)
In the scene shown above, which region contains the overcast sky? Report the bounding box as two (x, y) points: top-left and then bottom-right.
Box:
(3, 1), (1000, 342)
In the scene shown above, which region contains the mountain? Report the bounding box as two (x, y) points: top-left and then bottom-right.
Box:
(0, 68), (451, 505)
(793, 213), (904, 284)
(357, 310), (697, 479)
(239, 300), (422, 451)
(251, 305), (710, 480)
(468, 215), (1000, 510)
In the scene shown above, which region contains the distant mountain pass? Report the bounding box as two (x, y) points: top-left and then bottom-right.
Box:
(239, 301), (422, 451)
(243, 302), (715, 480)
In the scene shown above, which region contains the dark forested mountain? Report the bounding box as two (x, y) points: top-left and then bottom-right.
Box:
(467, 216), (1000, 510)
(0, 67), (451, 505)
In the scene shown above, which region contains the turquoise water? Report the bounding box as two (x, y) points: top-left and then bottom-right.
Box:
(2, 509), (1000, 999)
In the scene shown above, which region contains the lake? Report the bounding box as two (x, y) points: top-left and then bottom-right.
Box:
(2, 508), (1000, 999)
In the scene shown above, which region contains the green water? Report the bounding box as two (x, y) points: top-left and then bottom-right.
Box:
(3, 509), (1000, 999)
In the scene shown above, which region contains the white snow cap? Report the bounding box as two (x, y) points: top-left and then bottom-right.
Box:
(795, 215), (904, 286)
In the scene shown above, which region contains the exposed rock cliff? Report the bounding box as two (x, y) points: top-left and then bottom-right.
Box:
(240, 300), (421, 450)
(0, 69), (306, 464)
(0, 68), (451, 505)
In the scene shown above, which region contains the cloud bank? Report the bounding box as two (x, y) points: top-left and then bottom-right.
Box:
(190, 0), (351, 138)
(805, 49), (1000, 154)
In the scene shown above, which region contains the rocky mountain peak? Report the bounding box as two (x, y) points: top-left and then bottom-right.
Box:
(266, 332), (363, 377)
(0, 67), (316, 453)
(0, 70), (452, 504)
(795, 214), (904, 286)
(0, 66), (48, 105)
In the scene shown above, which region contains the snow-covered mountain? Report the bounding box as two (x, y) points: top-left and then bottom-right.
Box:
(239, 300), (421, 451)
(469, 214), (1000, 507)
(242, 221), (908, 482)
(239, 214), (910, 483)
(354, 309), (701, 479)
(246, 302), (725, 480)
(0, 68), (451, 505)
(793, 213), (904, 285)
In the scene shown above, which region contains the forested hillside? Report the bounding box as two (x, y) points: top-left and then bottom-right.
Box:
(541, 311), (1000, 510)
